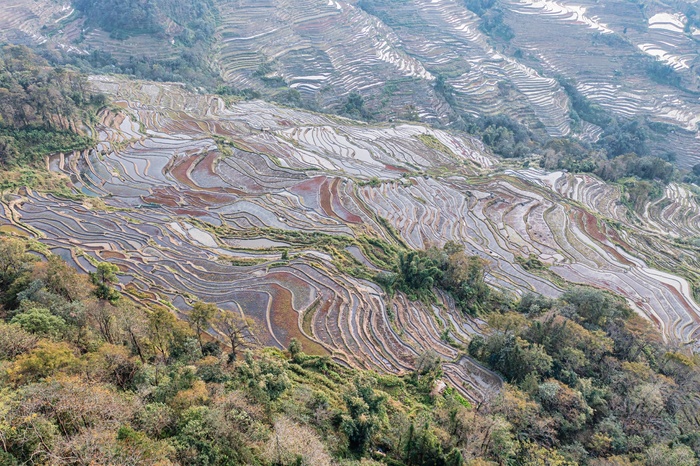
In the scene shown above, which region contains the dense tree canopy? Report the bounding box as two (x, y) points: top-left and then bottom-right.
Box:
(388, 242), (494, 315)
(470, 288), (700, 463)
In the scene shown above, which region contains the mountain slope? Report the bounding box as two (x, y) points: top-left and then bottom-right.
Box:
(6, 0), (700, 165)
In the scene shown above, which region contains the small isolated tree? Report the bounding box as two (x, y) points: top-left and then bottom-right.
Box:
(189, 301), (217, 353)
(412, 350), (443, 392)
(0, 238), (33, 284)
(215, 308), (254, 362)
(147, 306), (178, 362)
(90, 262), (120, 303)
(414, 350), (442, 376)
(40, 254), (91, 302)
(288, 338), (304, 363)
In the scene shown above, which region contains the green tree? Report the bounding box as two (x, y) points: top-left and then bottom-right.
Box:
(340, 377), (387, 453)
(10, 307), (66, 338)
(7, 340), (80, 384)
(147, 306), (178, 361)
(91, 262), (120, 303)
(189, 301), (217, 353)
(397, 250), (442, 298)
(0, 238), (35, 292)
(288, 338), (304, 363)
(645, 443), (697, 466)
(480, 333), (553, 383)
(237, 350), (291, 402)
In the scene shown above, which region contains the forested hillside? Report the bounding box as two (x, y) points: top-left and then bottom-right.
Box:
(0, 237), (698, 465)
(73, 0), (217, 43)
(0, 46), (99, 167)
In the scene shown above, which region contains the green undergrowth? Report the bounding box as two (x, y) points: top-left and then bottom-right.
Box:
(377, 241), (505, 316)
(515, 254), (548, 271)
(218, 256), (269, 267)
(0, 168), (82, 199)
(0, 127), (94, 163)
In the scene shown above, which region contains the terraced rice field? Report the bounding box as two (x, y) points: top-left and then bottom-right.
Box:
(503, 0), (700, 166)
(357, 0), (573, 136)
(214, 0), (444, 121)
(3, 77), (700, 401)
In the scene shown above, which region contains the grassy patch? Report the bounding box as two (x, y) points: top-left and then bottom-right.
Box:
(416, 133), (455, 157)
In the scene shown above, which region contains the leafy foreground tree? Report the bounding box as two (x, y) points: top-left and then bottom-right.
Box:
(0, 236), (698, 465)
(91, 261), (121, 303)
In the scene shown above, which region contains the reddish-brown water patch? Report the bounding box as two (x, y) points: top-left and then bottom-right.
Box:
(576, 210), (634, 266)
(143, 187), (181, 207)
(173, 208), (208, 217)
(184, 190), (238, 206)
(319, 178), (334, 219)
(169, 155), (201, 188)
(329, 178), (362, 224)
(290, 176), (325, 196)
(191, 151), (219, 179)
(385, 164), (409, 173)
(268, 283), (328, 356)
(100, 250), (126, 260)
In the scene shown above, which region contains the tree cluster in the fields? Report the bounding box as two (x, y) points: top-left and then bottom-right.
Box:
(381, 241), (497, 315)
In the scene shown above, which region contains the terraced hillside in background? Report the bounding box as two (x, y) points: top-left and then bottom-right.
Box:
(1, 77), (699, 401)
(501, 0), (700, 166)
(4, 0), (700, 165)
(0, 0), (83, 52)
